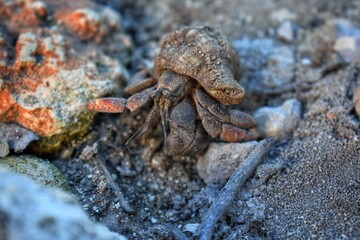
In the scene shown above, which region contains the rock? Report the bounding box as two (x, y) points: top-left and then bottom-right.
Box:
(0, 123), (39, 158)
(332, 19), (360, 62)
(0, 155), (69, 191)
(0, 30), (114, 153)
(298, 19), (360, 67)
(0, 1), (134, 153)
(197, 142), (258, 184)
(234, 38), (295, 89)
(277, 21), (295, 43)
(254, 99), (301, 139)
(298, 20), (337, 67)
(0, 169), (127, 240)
(183, 223), (200, 234)
(61, 6), (124, 42)
(171, 194), (186, 210)
(353, 87), (360, 117)
(265, 46), (295, 86)
(270, 8), (297, 23)
(0, 140), (8, 158)
(0, 0), (47, 32)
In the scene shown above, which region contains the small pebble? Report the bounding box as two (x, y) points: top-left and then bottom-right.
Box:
(333, 19), (360, 62)
(254, 99), (301, 139)
(352, 87), (360, 117)
(277, 21), (295, 42)
(270, 8), (297, 23)
(148, 194), (156, 202)
(183, 223), (200, 233)
(150, 217), (157, 224)
(301, 58), (312, 65)
(0, 140), (9, 158)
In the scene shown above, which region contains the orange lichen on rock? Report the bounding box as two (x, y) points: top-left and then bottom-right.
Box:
(0, 85), (56, 137)
(0, 1), (47, 32)
(60, 6), (123, 42)
(0, 0), (130, 152)
(0, 29), (114, 152)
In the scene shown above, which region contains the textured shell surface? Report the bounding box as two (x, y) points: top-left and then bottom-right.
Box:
(153, 26), (244, 105)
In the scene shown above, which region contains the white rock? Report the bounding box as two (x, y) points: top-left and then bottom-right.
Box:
(183, 223), (200, 233)
(254, 99), (301, 139)
(0, 169), (127, 240)
(197, 142), (258, 184)
(277, 21), (295, 42)
(265, 45), (295, 86)
(270, 8), (297, 23)
(332, 19), (360, 62)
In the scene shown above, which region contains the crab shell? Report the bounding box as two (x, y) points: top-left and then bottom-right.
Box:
(153, 26), (244, 105)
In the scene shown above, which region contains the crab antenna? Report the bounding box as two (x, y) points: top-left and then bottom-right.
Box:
(159, 108), (167, 147)
(125, 106), (156, 150)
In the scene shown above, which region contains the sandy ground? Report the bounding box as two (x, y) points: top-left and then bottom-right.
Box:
(50, 0), (359, 239)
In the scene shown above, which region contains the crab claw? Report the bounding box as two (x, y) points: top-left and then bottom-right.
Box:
(87, 98), (127, 113)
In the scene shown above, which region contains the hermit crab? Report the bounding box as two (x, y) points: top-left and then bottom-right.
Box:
(88, 26), (255, 156)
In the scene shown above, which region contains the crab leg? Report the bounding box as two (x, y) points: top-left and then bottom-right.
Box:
(87, 97), (127, 113)
(126, 87), (154, 112)
(193, 88), (256, 142)
(87, 87), (155, 113)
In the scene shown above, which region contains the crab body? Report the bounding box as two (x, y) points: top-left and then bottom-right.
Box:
(88, 26), (255, 156)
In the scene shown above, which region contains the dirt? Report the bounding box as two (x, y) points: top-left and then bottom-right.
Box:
(51, 0), (359, 239)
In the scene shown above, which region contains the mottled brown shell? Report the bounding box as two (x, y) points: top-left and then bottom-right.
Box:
(153, 26), (244, 105)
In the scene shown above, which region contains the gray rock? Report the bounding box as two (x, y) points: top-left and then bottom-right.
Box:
(0, 140), (9, 158)
(333, 19), (360, 62)
(354, 87), (360, 117)
(0, 169), (127, 240)
(254, 99), (301, 139)
(270, 8), (297, 23)
(277, 21), (295, 42)
(0, 123), (39, 158)
(197, 142), (258, 184)
(183, 223), (200, 234)
(0, 155), (69, 191)
(234, 38), (295, 89)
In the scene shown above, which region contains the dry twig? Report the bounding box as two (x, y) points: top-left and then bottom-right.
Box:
(96, 155), (135, 213)
(198, 138), (275, 240)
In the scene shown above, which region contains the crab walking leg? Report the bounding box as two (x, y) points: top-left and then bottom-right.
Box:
(194, 88), (255, 129)
(193, 87), (256, 142)
(194, 88), (231, 120)
(87, 98), (127, 113)
(88, 87), (155, 113)
(126, 87), (154, 112)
